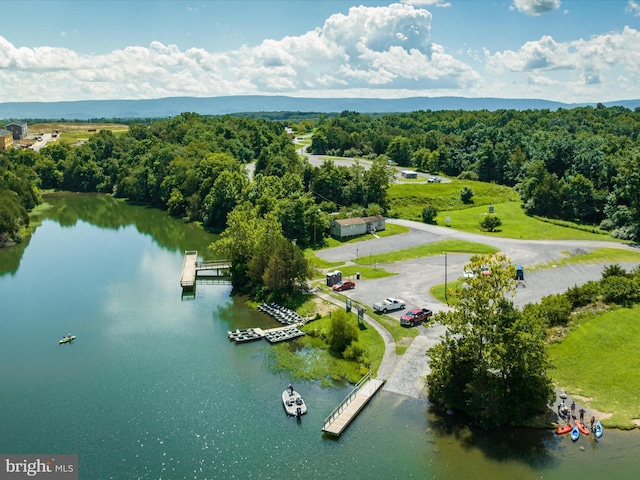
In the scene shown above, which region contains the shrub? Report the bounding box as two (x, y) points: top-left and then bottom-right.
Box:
(602, 264), (629, 279)
(460, 186), (475, 204)
(601, 275), (639, 306)
(457, 171), (479, 180)
(421, 204), (438, 224)
(598, 218), (614, 231)
(328, 310), (359, 356)
(480, 215), (502, 232)
(538, 293), (573, 327)
(565, 281), (600, 308)
(343, 340), (368, 363)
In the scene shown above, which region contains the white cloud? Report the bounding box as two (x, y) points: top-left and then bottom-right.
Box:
(627, 0), (640, 16)
(512, 0), (561, 16)
(402, 0), (451, 7)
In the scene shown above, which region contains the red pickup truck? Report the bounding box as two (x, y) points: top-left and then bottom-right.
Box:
(400, 308), (433, 327)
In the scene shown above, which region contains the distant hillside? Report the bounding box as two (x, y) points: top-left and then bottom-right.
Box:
(1, 95), (638, 120)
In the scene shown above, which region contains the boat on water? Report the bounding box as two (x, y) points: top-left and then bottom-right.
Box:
(282, 385), (307, 418)
(594, 421), (604, 438)
(570, 425), (580, 441)
(556, 424), (573, 435)
(575, 420), (590, 435)
(59, 335), (76, 344)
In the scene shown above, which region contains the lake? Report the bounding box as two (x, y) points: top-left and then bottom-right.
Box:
(0, 193), (638, 479)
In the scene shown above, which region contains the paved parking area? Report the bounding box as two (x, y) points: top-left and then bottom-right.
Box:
(316, 219), (639, 398)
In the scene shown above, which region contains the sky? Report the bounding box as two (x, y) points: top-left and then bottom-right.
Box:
(1, 0), (640, 103)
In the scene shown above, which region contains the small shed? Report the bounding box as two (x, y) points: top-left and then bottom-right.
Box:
(401, 170), (417, 179)
(5, 122), (28, 140)
(329, 218), (367, 238)
(0, 129), (13, 151)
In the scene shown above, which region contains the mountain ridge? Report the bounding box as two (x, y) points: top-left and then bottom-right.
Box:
(1, 95), (639, 120)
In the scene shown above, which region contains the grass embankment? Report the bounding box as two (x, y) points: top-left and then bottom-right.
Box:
(352, 239), (498, 265)
(266, 312), (385, 386)
(548, 306), (640, 429)
(29, 122), (129, 145)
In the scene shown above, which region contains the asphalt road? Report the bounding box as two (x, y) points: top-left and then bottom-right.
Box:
(315, 219), (639, 398)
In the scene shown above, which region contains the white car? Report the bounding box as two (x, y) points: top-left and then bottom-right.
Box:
(373, 297), (406, 313)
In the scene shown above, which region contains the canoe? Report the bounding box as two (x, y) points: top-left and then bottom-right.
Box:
(556, 424), (573, 435)
(594, 421), (603, 438)
(59, 335), (76, 344)
(570, 425), (580, 441)
(575, 420), (590, 435)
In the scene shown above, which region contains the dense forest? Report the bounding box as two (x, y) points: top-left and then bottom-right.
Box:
(2, 105), (640, 278)
(310, 105), (640, 239)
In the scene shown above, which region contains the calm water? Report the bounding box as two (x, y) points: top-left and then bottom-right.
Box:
(1, 193), (638, 479)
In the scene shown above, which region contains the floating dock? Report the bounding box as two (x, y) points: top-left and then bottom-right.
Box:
(227, 324), (306, 344)
(322, 372), (385, 436)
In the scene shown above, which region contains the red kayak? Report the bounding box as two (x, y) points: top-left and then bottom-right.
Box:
(556, 424), (573, 435)
(575, 421), (590, 435)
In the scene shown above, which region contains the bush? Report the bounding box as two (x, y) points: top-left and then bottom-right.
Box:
(460, 186), (474, 204)
(599, 218), (614, 231)
(565, 281), (600, 308)
(457, 171), (479, 180)
(601, 275), (639, 306)
(328, 310), (359, 356)
(421, 204), (438, 224)
(539, 293), (573, 327)
(480, 215), (502, 232)
(343, 340), (368, 364)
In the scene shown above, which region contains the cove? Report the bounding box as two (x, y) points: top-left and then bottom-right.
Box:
(0, 193), (638, 479)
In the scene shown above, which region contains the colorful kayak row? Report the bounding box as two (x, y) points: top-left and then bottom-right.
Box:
(556, 420), (603, 440)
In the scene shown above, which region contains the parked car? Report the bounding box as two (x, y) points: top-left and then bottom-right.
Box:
(332, 280), (355, 292)
(400, 308), (433, 327)
(373, 297), (406, 313)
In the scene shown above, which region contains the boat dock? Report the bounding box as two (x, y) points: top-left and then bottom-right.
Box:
(322, 372), (385, 436)
(180, 251), (231, 288)
(227, 324), (306, 344)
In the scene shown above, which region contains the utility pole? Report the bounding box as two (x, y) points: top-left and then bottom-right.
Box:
(444, 252), (448, 303)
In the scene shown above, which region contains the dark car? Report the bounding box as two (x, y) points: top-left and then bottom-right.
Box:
(400, 308), (433, 327)
(332, 280), (355, 292)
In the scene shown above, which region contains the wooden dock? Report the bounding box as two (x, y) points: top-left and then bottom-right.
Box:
(180, 251), (231, 288)
(322, 372), (385, 436)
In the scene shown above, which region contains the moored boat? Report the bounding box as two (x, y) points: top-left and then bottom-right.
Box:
(594, 421), (603, 438)
(282, 385), (307, 418)
(59, 335), (76, 344)
(570, 425), (580, 441)
(556, 424), (573, 435)
(575, 420), (590, 435)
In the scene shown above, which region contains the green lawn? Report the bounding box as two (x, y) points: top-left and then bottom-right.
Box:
(548, 306), (640, 429)
(352, 239), (498, 265)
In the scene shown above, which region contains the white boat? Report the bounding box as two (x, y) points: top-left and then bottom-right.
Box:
(282, 385), (307, 417)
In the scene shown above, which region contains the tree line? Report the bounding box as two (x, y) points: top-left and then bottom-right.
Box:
(309, 105), (640, 240)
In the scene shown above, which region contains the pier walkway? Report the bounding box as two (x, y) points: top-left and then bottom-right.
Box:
(180, 251), (231, 288)
(322, 372), (385, 436)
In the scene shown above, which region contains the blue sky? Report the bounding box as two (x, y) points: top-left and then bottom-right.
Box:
(1, 0), (639, 103)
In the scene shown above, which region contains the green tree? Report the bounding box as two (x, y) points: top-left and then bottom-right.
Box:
(328, 309), (359, 357)
(421, 204), (438, 224)
(386, 136), (413, 167)
(460, 186), (474, 204)
(426, 253), (554, 428)
(480, 215), (502, 232)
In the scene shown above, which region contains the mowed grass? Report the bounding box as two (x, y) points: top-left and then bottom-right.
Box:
(435, 202), (619, 241)
(388, 179), (519, 220)
(352, 239), (498, 265)
(548, 306), (640, 429)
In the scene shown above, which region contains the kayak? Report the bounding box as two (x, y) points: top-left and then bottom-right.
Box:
(556, 424), (573, 435)
(575, 420), (590, 435)
(570, 425), (580, 441)
(59, 335), (76, 344)
(594, 421), (604, 438)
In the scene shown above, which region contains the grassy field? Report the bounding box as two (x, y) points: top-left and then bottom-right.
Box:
(548, 306), (640, 429)
(351, 239), (498, 265)
(29, 122), (129, 144)
(388, 179), (519, 220)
